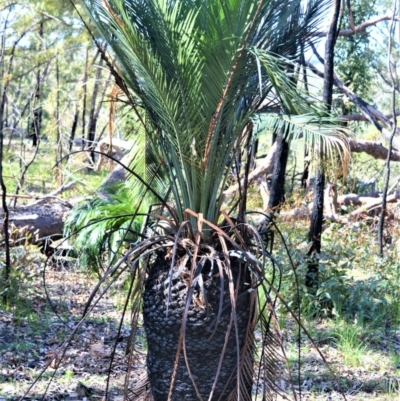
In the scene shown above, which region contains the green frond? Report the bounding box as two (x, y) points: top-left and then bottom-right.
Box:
(64, 183), (146, 272)
(254, 112), (351, 156)
(83, 0), (338, 232)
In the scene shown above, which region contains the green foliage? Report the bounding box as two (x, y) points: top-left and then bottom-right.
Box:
(83, 0), (346, 232)
(64, 183), (145, 273)
(274, 220), (400, 324)
(335, 0), (376, 106)
(333, 322), (367, 367)
(0, 244), (43, 307)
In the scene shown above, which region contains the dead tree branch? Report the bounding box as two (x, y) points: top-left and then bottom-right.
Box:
(314, 13), (400, 37)
(304, 61), (400, 150)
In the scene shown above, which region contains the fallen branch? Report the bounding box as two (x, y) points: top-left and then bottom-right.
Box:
(348, 138), (400, 161)
(0, 182), (76, 204)
(27, 181), (76, 206)
(350, 191), (400, 217)
(277, 207), (348, 223)
(223, 141), (278, 196)
(341, 110), (400, 122)
(337, 193), (379, 206)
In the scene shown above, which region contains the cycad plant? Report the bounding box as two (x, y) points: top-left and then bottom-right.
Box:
(80, 0), (349, 400)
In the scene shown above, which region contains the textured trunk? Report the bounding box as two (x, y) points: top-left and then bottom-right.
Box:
(143, 249), (254, 401)
(268, 131), (289, 211)
(306, 0), (340, 292)
(306, 169), (325, 290)
(56, 55), (62, 164)
(87, 54), (104, 163)
(69, 102), (79, 153)
(31, 21), (44, 147)
(81, 48), (90, 150)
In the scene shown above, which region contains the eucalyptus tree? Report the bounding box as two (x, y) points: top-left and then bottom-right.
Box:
(82, 0), (348, 400)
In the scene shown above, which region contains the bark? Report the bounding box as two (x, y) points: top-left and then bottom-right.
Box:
(306, 0), (341, 293)
(308, 170), (325, 254)
(56, 55), (62, 164)
(31, 20), (44, 147)
(81, 48), (90, 150)
(351, 191), (400, 217)
(348, 138), (400, 161)
(341, 110), (400, 122)
(69, 102), (79, 153)
(337, 193), (379, 206)
(277, 191), (400, 223)
(142, 249), (254, 401)
(267, 131), (289, 211)
(324, 182), (338, 218)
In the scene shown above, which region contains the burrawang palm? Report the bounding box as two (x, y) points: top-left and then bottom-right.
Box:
(81, 1), (349, 400)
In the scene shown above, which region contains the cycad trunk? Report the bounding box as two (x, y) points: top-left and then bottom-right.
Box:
(143, 249), (255, 401)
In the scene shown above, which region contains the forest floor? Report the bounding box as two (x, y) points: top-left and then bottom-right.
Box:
(0, 254), (147, 401)
(0, 252), (399, 401)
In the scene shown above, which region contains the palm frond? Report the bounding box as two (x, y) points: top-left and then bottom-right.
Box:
(82, 0), (337, 230)
(254, 112), (351, 163)
(64, 184), (146, 272)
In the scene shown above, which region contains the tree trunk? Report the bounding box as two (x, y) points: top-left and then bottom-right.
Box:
(267, 130), (289, 211)
(143, 248), (254, 401)
(87, 53), (104, 163)
(56, 55), (62, 164)
(81, 47), (90, 150)
(69, 102), (79, 153)
(306, 0), (341, 292)
(31, 21), (44, 147)
(306, 169), (325, 290)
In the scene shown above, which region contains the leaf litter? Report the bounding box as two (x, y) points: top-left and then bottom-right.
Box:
(0, 258), (146, 401)
(0, 253), (399, 400)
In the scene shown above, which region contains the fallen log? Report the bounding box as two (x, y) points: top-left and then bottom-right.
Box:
(274, 191), (400, 223)
(350, 191), (400, 217)
(277, 208), (348, 223)
(223, 141), (278, 196)
(348, 138), (400, 162)
(337, 193), (380, 206)
(1, 201), (72, 245)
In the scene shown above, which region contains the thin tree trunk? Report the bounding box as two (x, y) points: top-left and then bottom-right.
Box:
(87, 54), (104, 163)
(0, 11), (11, 289)
(268, 130), (289, 211)
(69, 102), (79, 153)
(56, 55), (63, 163)
(378, 5), (398, 255)
(306, 0), (341, 292)
(13, 63), (50, 206)
(81, 47), (90, 150)
(31, 20), (44, 147)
